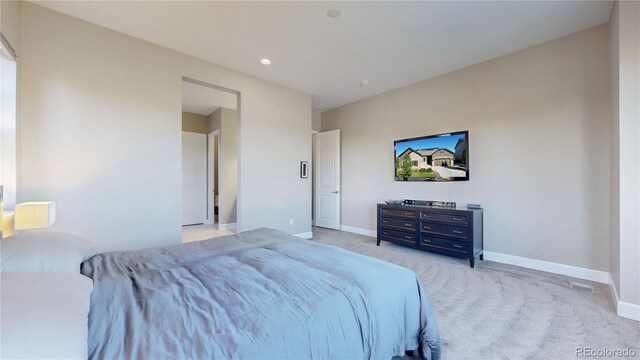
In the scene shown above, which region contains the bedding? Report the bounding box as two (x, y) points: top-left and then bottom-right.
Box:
(0, 272), (93, 359)
(81, 228), (441, 360)
(1, 230), (97, 273)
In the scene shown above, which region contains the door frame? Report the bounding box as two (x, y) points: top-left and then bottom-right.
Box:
(182, 76), (241, 230)
(314, 129), (341, 230)
(207, 130), (221, 225)
(311, 130), (318, 226)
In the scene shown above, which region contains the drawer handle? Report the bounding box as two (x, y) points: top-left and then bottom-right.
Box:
(453, 244), (463, 249)
(424, 226), (432, 230)
(404, 223), (413, 227)
(404, 212), (413, 216)
(423, 215), (432, 218)
(382, 220), (389, 224)
(453, 230), (463, 234)
(382, 231), (389, 235)
(404, 235), (413, 240)
(452, 217), (464, 221)
(423, 239), (432, 243)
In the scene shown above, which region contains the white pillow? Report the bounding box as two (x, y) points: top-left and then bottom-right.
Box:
(0, 272), (93, 359)
(1, 230), (98, 273)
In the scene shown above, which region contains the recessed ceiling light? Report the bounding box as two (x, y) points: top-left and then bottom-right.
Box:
(260, 58), (271, 65)
(327, 8), (341, 18)
(360, 80), (370, 87)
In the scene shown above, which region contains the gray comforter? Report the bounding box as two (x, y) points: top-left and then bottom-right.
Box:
(81, 228), (441, 360)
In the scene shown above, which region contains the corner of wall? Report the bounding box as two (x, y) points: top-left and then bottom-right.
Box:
(312, 110), (322, 132)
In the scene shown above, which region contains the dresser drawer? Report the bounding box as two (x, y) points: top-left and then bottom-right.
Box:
(379, 228), (417, 245)
(421, 222), (468, 239)
(420, 212), (468, 225)
(380, 217), (416, 231)
(380, 208), (416, 219)
(419, 234), (467, 254)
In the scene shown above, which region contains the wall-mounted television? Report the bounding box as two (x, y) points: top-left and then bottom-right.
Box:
(394, 131), (469, 182)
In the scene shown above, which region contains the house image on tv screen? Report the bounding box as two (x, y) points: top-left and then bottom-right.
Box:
(397, 147), (455, 167)
(395, 132), (468, 181)
(454, 136), (467, 164)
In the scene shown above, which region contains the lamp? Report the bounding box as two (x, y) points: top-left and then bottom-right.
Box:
(14, 201), (56, 230)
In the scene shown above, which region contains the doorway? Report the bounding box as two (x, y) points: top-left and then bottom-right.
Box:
(314, 129), (341, 230)
(180, 78), (239, 242)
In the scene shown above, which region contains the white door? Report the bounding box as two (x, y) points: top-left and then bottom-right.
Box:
(315, 130), (341, 230)
(182, 132), (207, 225)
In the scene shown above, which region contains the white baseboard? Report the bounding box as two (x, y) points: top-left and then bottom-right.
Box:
(483, 251), (609, 284)
(218, 222), (237, 230)
(336, 225), (637, 321)
(340, 225), (376, 238)
(608, 274), (640, 321)
(617, 301), (640, 321)
(337, 225), (606, 285)
(294, 231), (313, 239)
(609, 274), (621, 312)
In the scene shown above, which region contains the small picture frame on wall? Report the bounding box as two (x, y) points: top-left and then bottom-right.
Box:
(300, 161), (309, 178)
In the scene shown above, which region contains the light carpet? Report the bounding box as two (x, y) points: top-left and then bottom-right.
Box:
(311, 227), (639, 360)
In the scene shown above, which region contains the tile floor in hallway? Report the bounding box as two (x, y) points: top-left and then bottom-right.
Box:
(181, 223), (236, 243)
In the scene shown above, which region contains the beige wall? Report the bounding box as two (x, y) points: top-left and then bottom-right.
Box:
(312, 110), (322, 132)
(1, 0), (21, 211)
(609, 0), (640, 308)
(1, 1), (21, 56)
(19, 3), (311, 252)
(209, 107), (237, 225)
(181, 111), (209, 134)
(608, 0), (621, 308)
(322, 24), (611, 272)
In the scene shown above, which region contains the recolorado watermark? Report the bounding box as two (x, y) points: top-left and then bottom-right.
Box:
(576, 347), (637, 358)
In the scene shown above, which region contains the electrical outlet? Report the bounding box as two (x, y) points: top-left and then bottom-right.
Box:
(289, 218), (294, 226)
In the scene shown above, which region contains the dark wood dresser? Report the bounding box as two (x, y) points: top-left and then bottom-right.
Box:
(377, 203), (483, 268)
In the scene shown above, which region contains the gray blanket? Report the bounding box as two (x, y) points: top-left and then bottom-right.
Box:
(81, 228), (441, 360)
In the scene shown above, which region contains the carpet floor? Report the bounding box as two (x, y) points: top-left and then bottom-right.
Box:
(311, 227), (639, 360)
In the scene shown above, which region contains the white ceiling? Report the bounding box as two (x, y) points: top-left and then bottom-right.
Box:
(33, 1), (613, 111)
(182, 80), (237, 116)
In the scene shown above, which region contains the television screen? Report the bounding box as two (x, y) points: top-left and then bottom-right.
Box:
(394, 131), (469, 182)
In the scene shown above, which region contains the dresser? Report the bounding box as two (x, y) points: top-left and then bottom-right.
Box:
(377, 203), (483, 268)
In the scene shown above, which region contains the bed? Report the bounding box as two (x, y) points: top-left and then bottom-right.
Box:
(81, 228), (441, 360)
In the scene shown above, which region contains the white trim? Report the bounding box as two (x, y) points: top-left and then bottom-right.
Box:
(609, 274), (621, 312)
(294, 231), (313, 239)
(336, 226), (637, 321)
(617, 301), (640, 321)
(483, 251), (609, 284)
(218, 222), (236, 230)
(338, 226), (608, 284)
(206, 130), (220, 225)
(339, 225), (376, 238)
(608, 274), (640, 321)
